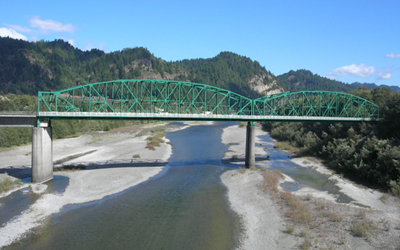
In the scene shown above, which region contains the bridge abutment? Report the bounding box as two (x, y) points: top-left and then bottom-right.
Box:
(245, 121), (255, 169)
(32, 126), (53, 183)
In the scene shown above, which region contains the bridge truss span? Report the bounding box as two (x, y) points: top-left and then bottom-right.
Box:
(253, 91), (379, 120)
(38, 79), (253, 119)
(37, 80), (380, 122)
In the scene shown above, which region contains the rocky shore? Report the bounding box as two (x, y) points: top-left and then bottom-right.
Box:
(221, 124), (400, 249)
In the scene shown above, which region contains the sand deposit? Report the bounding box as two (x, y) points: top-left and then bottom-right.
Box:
(221, 124), (400, 249)
(1, 122), (399, 249)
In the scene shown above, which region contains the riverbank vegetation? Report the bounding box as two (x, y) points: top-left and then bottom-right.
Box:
(262, 87), (400, 194)
(0, 93), (165, 148)
(0, 174), (22, 194)
(251, 168), (397, 249)
(145, 132), (166, 150)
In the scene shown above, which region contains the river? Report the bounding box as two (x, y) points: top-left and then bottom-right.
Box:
(1, 122), (352, 249)
(3, 122), (241, 250)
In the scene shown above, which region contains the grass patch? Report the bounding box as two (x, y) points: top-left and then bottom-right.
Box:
(282, 192), (313, 225)
(350, 210), (376, 238)
(300, 238), (312, 250)
(0, 174), (22, 193)
(132, 154), (140, 158)
(273, 141), (301, 155)
(379, 194), (389, 203)
(257, 166), (393, 248)
(350, 220), (370, 238)
(261, 169), (284, 194)
(238, 167), (246, 174)
(323, 211), (343, 222)
(389, 180), (400, 197)
(238, 122), (247, 128)
(285, 225), (295, 234)
(145, 132), (165, 150)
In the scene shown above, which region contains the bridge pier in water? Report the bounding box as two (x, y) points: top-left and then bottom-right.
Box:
(32, 124), (53, 183)
(245, 121), (255, 169)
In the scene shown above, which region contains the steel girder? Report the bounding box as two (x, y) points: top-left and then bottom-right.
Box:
(38, 81), (380, 121)
(253, 91), (379, 119)
(38, 79), (253, 117)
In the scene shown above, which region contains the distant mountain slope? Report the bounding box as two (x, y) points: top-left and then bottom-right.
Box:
(1, 37), (398, 97)
(0, 37), (281, 98)
(175, 52), (282, 98)
(348, 82), (400, 92)
(277, 69), (400, 92)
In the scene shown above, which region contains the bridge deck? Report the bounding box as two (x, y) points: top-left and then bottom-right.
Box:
(0, 114), (37, 127)
(38, 112), (375, 122)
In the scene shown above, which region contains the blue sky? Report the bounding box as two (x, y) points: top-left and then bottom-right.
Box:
(1, 0), (400, 87)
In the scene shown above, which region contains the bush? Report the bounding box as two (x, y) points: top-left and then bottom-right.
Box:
(389, 180), (400, 197)
(0, 175), (22, 193)
(145, 132), (165, 150)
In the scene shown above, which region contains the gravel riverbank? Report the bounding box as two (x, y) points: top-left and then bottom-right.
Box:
(221, 124), (400, 249)
(1, 122), (399, 249)
(0, 123), (175, 248)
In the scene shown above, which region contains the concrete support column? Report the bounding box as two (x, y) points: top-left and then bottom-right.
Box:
(32, 126), (53, 183)
(245, 121), (255, 169)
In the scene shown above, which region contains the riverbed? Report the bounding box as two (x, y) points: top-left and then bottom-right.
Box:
(0, 122), (399, 249)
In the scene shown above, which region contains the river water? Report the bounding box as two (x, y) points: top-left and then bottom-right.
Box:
(3, 122), (240, 250)
(1, 122), (352, 249)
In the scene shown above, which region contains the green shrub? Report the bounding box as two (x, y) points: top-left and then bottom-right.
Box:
(389, 180), (400, 197)
(0, 175), (22, 193)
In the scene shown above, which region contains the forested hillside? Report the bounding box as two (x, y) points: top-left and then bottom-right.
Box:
(1, 37), (399, 193)
(278, 69), (400, 92)
(0, 37), (280, 97)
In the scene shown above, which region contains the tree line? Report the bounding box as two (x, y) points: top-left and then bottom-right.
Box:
(0, 93), (149, 147)
(0, 37), (276, 98)
(2, 37), (397, 97)
(262, 87), (400, 194)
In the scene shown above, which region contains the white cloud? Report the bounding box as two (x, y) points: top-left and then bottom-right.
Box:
(29, 16), (75, 34)
(83, 41), (107, 52)
(377, 72), (392, 80)
(67, 39), (74, 46)
(0, 27), (27, 40)
(6, 24), (33, 34)
(385, 53), (400, 58)
(328, 64), (375, 78)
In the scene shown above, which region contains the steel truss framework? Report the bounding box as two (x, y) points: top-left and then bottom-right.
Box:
(253, 91), (379, 119)
(37, 80), (379, 122)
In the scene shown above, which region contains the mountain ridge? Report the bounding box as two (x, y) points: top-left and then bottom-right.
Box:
(1, 37), (398, 97)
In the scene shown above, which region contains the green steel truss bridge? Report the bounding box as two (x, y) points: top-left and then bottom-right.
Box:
(37, 79), (379, 123)
(1, 79), (380, 182)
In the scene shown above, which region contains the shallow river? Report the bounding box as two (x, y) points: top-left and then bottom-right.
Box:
(1, 122), (352, 249)
(3, 122), (240, 250)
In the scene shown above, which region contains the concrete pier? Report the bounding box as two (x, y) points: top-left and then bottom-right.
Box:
(32, 127), (53, 183)
(245, 121), (255, 169)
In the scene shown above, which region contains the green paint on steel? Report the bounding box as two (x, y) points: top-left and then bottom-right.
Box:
(37, 80), (379, 121)
(253, 91), (379, 119)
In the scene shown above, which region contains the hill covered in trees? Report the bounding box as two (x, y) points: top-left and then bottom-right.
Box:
(0, 37), (280, 97)
(1, 37), (399, 194)
(277, 69), (400, 92)
(1, 37), (398, 97)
